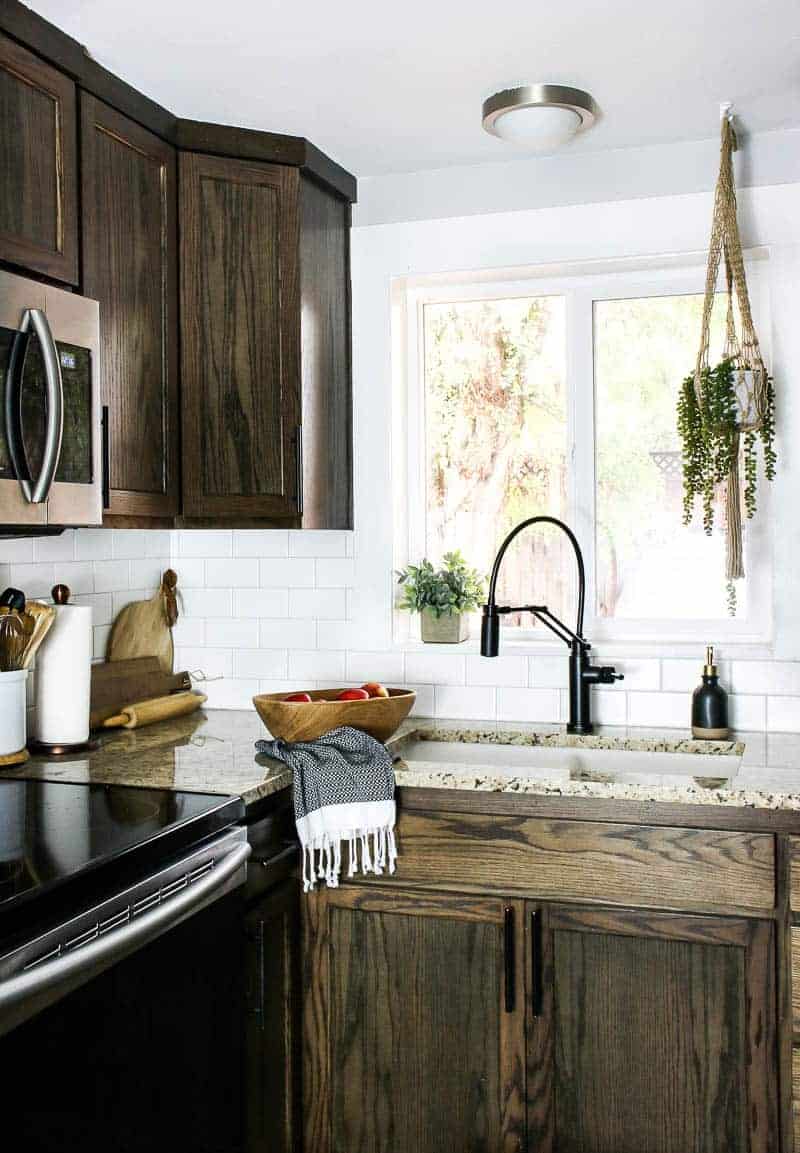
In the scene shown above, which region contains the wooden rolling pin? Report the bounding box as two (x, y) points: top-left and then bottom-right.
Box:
(102, 691), (207, 730)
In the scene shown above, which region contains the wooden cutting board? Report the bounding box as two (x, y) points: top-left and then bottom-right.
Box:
(106, 569), (178, 675)
(90, 657), (191, 728)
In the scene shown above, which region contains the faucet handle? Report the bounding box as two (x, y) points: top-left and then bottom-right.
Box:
(598, 666), (624, 684)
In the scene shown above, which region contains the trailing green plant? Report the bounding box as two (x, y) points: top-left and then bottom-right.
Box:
(677, 357), (776, 535)
(396, 551), (486, 618)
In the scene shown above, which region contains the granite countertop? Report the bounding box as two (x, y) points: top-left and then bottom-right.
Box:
(2, 709), (800, 812)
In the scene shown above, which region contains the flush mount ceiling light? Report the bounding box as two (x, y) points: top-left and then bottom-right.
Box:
(482, 84), (598, 149)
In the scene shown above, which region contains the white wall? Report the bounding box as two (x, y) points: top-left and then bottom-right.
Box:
(4, 181), (800, 732)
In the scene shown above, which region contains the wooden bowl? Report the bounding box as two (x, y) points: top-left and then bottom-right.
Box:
(253, 687), (416, 744)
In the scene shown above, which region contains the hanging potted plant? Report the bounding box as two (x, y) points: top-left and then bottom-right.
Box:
(396, 551), (486, 643)
(676, 110), (776, 612)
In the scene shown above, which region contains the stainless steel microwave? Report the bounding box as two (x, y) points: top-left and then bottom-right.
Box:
(0, 270), (102, 528)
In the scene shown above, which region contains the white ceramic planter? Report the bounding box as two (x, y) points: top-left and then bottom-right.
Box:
(0, 669), (28, 756)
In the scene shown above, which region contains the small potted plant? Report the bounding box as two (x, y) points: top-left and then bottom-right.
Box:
(396, 551), (486, 643)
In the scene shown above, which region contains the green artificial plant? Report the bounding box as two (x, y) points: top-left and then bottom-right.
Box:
(396, 551), (486, 618)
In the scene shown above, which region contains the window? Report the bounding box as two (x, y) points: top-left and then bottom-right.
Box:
(400, 261), (771, 643)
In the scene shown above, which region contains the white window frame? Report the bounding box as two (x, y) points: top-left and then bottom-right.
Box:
(396, 253), (773, 648)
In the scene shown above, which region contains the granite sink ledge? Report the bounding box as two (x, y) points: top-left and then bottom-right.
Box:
(2, 709), (800, 812)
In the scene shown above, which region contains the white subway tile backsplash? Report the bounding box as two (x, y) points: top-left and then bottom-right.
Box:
(234, 530), (289, 557)
(177, 647), (233, 679)
(603, 658), (659, 692)
(172, 616), (206, 647)
(289, 588), (346, 619)
(497, 687), (561, 723)
(767, 697), (800, 732)
(129, 558), (168, 590)
(0, 538), (35, 562)
(405, 651), (466, 686)
(178, 530), (232, 558)
(53, 561), (94, 596)
(145, 531), (173, 558)
(728, 694), (766, 730)
(288, 650), (346, 682)
(73, 592), (114, 627)
(315, 558), (356, 587)
(93, 560), (130, 593)
(732, 660), (800, 695)
(528, 655), (568, 688)
(234, 649), (289, 680)
(406, 683), (435, 716)
(112, 588), (147, 616)
(259, 558), (315, 588)
(93, 625), (111, 660)
(206, 618), (259, 649)
(434, 685), (496, 720)
(627, 692), (688, 728)
(206, 558), (259, 588)
(9, 563), (55, 599)
(345, 651), (405, 683)
(590, 689), (628, 725)
(182, 588), (234, 618)
(203, 678), (259, 710)
(316, 620), (372, 650)
(175, 559), (206, 588)
(661, 658), (726, 693)
(34, 531), (75, 562)
(234, 589), (288, 618)
(260, 618), (317, 649)
(74, 530), (112, 561)
(111, 530), (149, 559)
(466, 654), (527, 687)
(289, 530), (350, 558)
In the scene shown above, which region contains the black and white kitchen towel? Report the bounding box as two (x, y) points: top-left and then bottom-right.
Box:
(255, 725), (397, 892)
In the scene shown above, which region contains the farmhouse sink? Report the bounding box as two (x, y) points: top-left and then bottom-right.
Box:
(394, 737), (742, 787)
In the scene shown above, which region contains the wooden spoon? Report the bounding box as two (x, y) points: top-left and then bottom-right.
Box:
(20, 601), (57, 669)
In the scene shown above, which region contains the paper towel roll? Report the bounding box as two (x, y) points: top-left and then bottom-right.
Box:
(32, 602), (92, 744)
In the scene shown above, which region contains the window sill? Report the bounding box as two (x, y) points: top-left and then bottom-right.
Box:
(391, 632), (775, 661)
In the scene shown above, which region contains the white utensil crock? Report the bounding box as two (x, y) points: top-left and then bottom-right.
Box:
(0, 668), (28, 756)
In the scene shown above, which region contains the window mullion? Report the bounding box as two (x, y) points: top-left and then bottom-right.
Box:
(568, 288), (597, 635)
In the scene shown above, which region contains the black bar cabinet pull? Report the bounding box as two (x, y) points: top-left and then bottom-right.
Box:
(101, 405), (110, 510)
(503, 906), (515, 1013)
(531, 909), (543, 1017)
(294, 425), (303, 516)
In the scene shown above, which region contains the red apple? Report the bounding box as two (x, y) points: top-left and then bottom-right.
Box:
(361, 682), (389, 699)
(284, 692), (312, 703)
(337, 688), (370, 701)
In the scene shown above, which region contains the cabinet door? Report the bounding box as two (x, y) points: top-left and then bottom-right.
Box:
(244, 879), (300, 1153)
(0, 31), (77, 283)
(527, 903), (777, 1153)
(179, 152), (301, 520)
(80, 94), (179, 520)
(303, 887), (526, 1153)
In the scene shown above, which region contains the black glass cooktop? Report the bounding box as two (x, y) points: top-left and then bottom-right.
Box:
(0, 779), (243, 924)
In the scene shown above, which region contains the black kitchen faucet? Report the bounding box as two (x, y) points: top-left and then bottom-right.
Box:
(480, 515), (623, 735)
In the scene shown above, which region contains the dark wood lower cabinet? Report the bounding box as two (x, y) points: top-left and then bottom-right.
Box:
(303, 886), (527, 1153)
(528, 904), (777, 1153)
(245, 878), (301, 1153)
(303, 887), (779, 1153)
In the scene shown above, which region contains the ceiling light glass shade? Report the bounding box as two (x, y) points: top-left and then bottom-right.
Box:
(491, 105), (582, 148)
(482, 85), (598, 149)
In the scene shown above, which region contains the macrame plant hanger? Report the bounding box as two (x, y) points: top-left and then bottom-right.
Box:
(694, 104), (769, 586)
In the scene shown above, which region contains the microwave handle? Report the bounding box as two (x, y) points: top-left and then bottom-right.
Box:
(23, 308), (64, 504)
(3, 328), (33, 493)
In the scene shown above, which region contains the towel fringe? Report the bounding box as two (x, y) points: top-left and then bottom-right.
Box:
(301, 824), (396, 892)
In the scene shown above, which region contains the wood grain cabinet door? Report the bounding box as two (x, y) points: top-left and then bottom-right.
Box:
(0, 31), (77, 283)
(80, 94), (179, 520)
(303, 887), (527, 1153)
(527, 903), (778, 1153)
(244, 879), (300, 1153)
(179, 152), (301, 520)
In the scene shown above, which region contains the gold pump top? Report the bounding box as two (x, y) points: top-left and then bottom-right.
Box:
(704, 645), (718, 676)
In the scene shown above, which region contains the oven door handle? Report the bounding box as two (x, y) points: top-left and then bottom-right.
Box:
(23, 309), (64, 504)
(0, 841), (250, 1036)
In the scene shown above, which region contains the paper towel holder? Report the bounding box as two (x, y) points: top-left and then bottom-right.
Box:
(28, 584), (100, 757)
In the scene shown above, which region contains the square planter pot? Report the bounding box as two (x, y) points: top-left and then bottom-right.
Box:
(420, 610), (469, 644)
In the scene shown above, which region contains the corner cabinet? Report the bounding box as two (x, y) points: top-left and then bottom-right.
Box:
(302, 887), (527, 1153)
(0, 31), (78, 283)
(80, 94), (179, 521)
(179, 154), (352, 528)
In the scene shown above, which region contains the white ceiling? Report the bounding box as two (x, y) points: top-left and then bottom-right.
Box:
(24, 0), (800, 178)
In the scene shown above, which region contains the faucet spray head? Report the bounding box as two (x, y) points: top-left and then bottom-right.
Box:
(480, 605), (499, 657)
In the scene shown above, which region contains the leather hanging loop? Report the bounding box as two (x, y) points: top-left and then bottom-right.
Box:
(161, 569), (179, 628)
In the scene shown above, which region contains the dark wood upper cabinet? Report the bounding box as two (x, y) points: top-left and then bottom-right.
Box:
(80, 93), (179, 521)
(0, 30), (77, 283)
(303, 886), (526, 1153)
(528, 903), (777, 1153)
(180, 154), (353, 527)
(180, 152), (302, 521)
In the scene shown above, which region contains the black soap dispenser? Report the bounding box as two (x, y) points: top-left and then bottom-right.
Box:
(691, 646), (729, 739)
